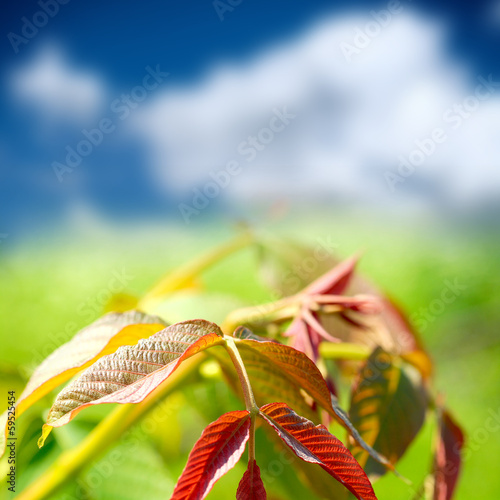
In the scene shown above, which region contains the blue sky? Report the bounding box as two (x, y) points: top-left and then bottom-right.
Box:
(2, 0), (500, 81)
(1, 0), (500, 241)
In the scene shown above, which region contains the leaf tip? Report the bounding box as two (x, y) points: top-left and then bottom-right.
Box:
(38, 425), (52, 448)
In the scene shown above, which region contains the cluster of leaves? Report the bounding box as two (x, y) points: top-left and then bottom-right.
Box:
(1, 233), (464, 500)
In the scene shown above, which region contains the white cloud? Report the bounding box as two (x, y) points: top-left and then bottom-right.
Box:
(9, 44), (106, 125)
(129, 9), (500, 211)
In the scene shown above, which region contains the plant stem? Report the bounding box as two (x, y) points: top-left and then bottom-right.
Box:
(318, 342), (371, 360)
(16, 356), (204, 500)
(139, 230), (253, 310)
(223, 337), (258, 413)
(223, 337), (258, 466)
(248, 414), (256, 463)
(221, 297), (300, 335)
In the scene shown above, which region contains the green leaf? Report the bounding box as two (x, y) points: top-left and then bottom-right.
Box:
(348, 347), (429, 478)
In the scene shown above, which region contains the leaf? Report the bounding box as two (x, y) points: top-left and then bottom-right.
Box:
(285, 311), (331, 360)
(433, 409), (464, 500)
(0, 311), (166, 457)
(315, 265), (434, 380)
(236, 459), (267, 500)
(236, 337), (329, 421)
(334, 272), (433, 376)
(236, 338), (332, 411)
(209, 337), (318, 422)
(304, 255), (358, 296)
(235, 337), (393, 470)
(286, 451), (350, 500)
(349, 347), (428, 478)
(229, 338), (318, 421)
(39, 320), (224, 444)
(329, 395), (394, 473)
(171, 410), (251, 500)
(19, 311), (166, 417)
(283, 256), (368, 358)
(401, 350), (433, 380)
(259, 402), (377, 500)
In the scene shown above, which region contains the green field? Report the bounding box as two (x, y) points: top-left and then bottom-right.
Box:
(1, 211), (499, 499)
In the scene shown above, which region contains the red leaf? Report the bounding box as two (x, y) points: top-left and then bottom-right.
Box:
(260, 402), (377, 500)
(172, 410), (251, 500)
(433, 410), (465, 500)
(284, 313), (323, 360)
(284, 257), (377, 360)
(236, 459), (267, 500)
(305, 255), (358, 296)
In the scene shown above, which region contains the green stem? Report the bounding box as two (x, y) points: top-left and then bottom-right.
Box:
(223, 337), (258, 466)
(223, 337), (258, 413)
(248, 415), (256, 463)
(16, 356), (204, 500)
(318, 342), (371, 360)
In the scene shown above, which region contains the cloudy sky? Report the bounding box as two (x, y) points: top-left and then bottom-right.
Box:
(1, 0), (499, 236)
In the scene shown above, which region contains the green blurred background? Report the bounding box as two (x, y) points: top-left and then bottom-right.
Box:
(0, 210), (499, 499)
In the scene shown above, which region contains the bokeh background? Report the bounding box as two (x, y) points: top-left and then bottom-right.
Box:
(0, 0), (499, 498)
